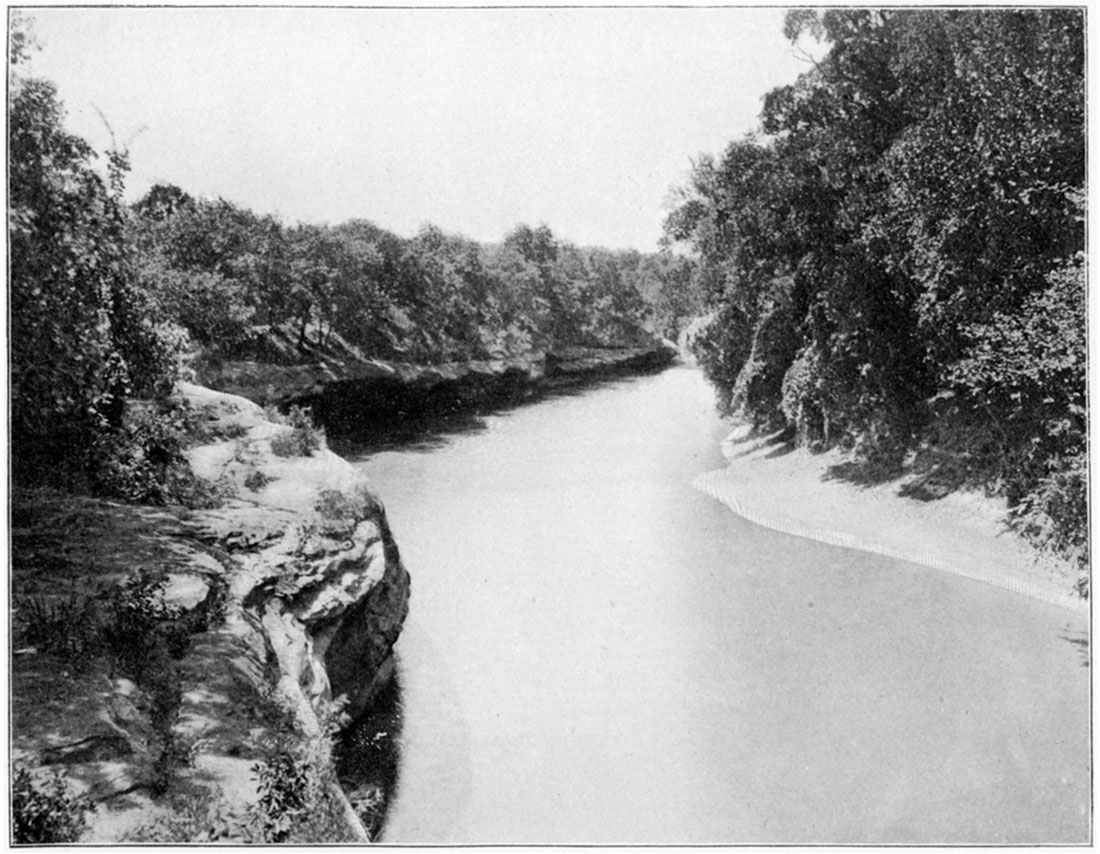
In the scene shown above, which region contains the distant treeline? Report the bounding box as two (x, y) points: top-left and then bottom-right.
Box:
(664, 10), (1086, 584)
(126, 186), (695, 366)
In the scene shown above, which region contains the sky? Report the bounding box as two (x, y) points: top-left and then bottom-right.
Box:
(19, 6), (820, 252)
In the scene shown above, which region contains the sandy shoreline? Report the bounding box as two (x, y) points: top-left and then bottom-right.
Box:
(694, 424), (1086, 615)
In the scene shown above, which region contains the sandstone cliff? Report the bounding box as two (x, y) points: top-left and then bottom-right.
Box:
(10, 384), (410, 842)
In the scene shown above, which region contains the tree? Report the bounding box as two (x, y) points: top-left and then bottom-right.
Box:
(9, 58), (180, 483)
(664, 8), (1087, 574)
(132, 182), (194, 221)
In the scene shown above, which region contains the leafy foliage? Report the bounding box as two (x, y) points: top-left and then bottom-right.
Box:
(128, 182), (666, 365)
(104, 570), (194, 795)
(89, 399), (228, 506)
(665, 10), (1086, 581)
(250, 745), (317, 842)
(105, 571), (184, 658)
(11, 765), (94, 844)
(9, 44), (184, 494)
(267, 405), (324, 458)
(12, 593), (102, 664)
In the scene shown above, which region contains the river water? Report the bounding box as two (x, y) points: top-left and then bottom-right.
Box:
(335, 364), (1089, 844)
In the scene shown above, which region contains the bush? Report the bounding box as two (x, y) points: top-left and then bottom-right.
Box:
(104, 570), (192, 795)
(1009, 451), (1089, 594)
(104, 570), (184, 674)
(126, 791), (252, 843)
(11, 593), (101, 666)
(12, 764), (94, 843)
(268, 405), (323, 458)
(250, 745), (317, 842)
(244, 470), (275, 492)
(88, 400), (230, 508)
(780, 344), (829, 448)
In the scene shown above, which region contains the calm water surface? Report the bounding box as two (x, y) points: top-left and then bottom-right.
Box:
(338, 364), (1089, 844)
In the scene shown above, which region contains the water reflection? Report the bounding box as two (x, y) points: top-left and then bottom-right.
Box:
(335, 673), (404, 838)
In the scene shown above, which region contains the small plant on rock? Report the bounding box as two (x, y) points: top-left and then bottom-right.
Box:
(243, 469), (275, 492)
(315, 483), (377, 522)
(267, 405), (324, 458)
(314, 489), (356, 521)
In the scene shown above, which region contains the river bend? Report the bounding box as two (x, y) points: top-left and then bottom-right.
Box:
(335, 364), (1089, 844)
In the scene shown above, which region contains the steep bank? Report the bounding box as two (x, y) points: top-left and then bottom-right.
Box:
(196, 344), (678, 428)
(11, 384), (410, 841)
(694, 424), (1085, 613)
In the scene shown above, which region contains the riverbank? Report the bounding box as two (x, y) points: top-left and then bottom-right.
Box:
(196, 343), (678, 432)
(694, 424), (1086, 613)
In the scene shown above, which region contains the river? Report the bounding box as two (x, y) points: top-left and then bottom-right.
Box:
(333, 363), (1090, 844)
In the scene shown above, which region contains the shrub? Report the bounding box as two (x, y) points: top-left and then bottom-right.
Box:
(106, 572), (183, 652)
(238, 691), (360, 843)
(728, 282), (800, 427)
(103, 570), (191, 795)
(88, 399), (230, 508)
(1009, 451), (1089, 595)
(314, 489), (356, 521)
(268, 405), (323, 458)
(780, 345), (829, 448)
(250, 745), (316, 842)
(11, 593), (102, 666)
(127, 757), (358, 843)
(244, 470), (275, 492)
(11, 764), (94, 843)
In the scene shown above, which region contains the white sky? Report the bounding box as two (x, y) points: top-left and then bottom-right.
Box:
(19, 6), (819, 252)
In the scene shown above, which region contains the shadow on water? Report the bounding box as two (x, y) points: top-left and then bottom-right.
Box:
(335, 673), (405, 840)
(326, 371), (645, 460)
(327, 408), (491, 457)
(1060, 629), (1090, 668)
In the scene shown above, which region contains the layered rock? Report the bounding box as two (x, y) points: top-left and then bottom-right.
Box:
(181, 381), (410, 727)
(10, 383), (410, 842)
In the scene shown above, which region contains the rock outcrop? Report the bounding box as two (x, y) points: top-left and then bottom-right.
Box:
(197, 344), (678, 428)
(181, 382), (410, 727)
(10, 383), (410, 842)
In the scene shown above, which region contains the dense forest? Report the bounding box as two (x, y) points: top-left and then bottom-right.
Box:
(125, 189), (692, 366)
(663, 10), (1087, 589)
(9, 22), (693, 502)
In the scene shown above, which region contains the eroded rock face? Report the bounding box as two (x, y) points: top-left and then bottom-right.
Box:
(10, 384), (409, 842)
(178, 382), (411, 726)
